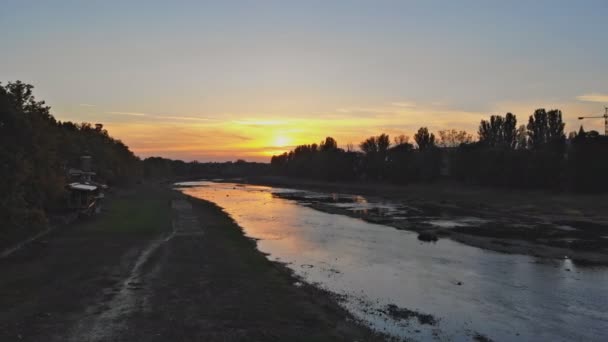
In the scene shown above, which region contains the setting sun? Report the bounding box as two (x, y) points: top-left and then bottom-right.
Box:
(273, 135), (290, 147)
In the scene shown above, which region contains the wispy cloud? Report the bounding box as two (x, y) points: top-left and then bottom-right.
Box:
(108, 111), (147, 117)
(576, 93), (608, 103)
(107, 111), (213, 122)
(390, 101), (416, 108)
(232, 119), (287, 126)
(158, 115), (213, 122)
(79, 103), (96, 107)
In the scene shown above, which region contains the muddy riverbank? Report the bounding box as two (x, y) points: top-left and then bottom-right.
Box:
(226, 176), (608, 265)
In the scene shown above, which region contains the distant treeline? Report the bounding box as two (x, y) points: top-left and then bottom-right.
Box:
(1, 81), (141, 238)
(271, 111), (608, 193)
(142, 157), (269, 179)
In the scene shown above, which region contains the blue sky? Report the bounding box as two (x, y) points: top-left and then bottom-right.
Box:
(1, 1), (607, 160)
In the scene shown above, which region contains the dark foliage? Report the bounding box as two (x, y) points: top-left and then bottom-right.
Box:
(271, 130), (442, 183)
(0, 81), (140, 238)
(142, 157), (269, 179)
(272, 111), (606, 193)
(566, 128), (608, 193)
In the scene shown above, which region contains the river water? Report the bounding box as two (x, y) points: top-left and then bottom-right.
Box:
(177, 181), (608, 341)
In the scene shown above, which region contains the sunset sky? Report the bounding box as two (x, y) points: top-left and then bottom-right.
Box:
(2, 1), (607, 162)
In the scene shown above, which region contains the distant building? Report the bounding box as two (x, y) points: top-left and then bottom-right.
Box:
(66, 155), (107, 215)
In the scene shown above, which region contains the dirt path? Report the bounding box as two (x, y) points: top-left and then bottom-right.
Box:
(0, 188), (380, 341)
(66, 199), (198, 341)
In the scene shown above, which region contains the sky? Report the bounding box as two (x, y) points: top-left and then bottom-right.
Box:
(1, 0), (607, 162)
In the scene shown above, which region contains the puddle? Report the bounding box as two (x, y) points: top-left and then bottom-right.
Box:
(426, 218), (488, 229)
(556, 225), (578, 231)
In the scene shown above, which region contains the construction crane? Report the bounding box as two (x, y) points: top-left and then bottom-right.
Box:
(578, 107), (608, 135)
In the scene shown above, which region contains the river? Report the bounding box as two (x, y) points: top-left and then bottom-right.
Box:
(177, 181), (608, 341)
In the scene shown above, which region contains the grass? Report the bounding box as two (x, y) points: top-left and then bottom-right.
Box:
(81, 185), (173, 236)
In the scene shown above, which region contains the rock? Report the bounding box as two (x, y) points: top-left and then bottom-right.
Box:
(418, 232), (438, 242)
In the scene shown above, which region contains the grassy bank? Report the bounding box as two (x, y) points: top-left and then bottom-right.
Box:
(81, 185), (173, 236)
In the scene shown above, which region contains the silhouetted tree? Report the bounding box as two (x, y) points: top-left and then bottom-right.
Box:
(527, 109), (565, 149)
(515, 124), (528, 149)
(386, 138), (416, 183)
(414, 127), (435, 150)
(478, 113), (517, 148)
(360, 134), (390, 180)
(320, 137), (338, 151)
(437, 129), (473, 148)
(393, 134), (409, 145)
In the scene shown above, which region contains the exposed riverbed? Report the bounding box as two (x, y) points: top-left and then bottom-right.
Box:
(177, 181), (608, 341)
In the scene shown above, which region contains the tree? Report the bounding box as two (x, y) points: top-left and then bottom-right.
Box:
(360, 136), (378, 154)
(320, 137), (338, 151)
(527, 109), (565, 149)
(478, 113), (517, 148)
(479, 116), (502, 146)
(393, 134), (410, 146)
(376, 134), (390, 154)
(437, 129), (473, 148)
(359, 134), (391, 180)
(527, 109), (547, 149)
(515, 124), (528, 149)
(414, 127), (435, 150)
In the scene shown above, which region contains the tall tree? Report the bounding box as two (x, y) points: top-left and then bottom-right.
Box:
(515, 124), (528, 149)
(478, 113), (517, 148)
(527, 109), (565, 149)
(376, 133), (390, 154)
(320, 137), (338, 151)
(503, 113), (517, 148)
(414, 127), (435, 150)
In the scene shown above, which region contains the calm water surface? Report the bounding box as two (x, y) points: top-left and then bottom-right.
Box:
(178, 181), (608, 341)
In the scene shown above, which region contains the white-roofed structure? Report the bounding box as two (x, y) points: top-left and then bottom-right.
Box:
(68, 183), (98, 192)
(66, 155), (107, 215)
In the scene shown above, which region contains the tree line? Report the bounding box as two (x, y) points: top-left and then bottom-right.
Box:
(0, 81), (141, 242)
(142, 157), (269, 180)
(272, 110), (608, 192)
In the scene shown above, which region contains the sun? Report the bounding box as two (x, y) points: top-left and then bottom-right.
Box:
(273, 135), (290, 147)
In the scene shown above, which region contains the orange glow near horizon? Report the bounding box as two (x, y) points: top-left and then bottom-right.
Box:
(90, 99), (596, 163)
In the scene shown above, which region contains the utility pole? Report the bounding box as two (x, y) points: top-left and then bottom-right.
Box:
(578, 107), (608, 135)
